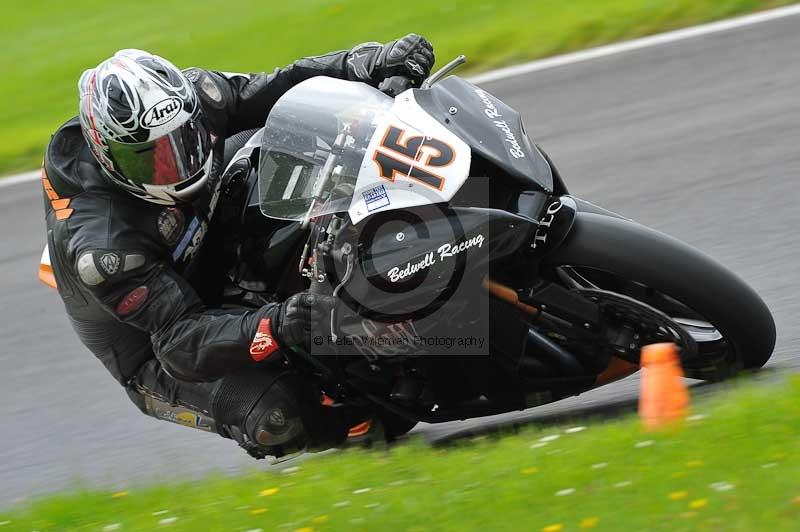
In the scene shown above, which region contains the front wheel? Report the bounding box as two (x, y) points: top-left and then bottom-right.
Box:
(542, 213), (776, 379)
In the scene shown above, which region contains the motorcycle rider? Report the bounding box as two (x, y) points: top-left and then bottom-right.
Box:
(42, 35), (435, 458)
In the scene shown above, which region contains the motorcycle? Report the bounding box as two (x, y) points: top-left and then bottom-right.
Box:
(41, 56), (777, 442)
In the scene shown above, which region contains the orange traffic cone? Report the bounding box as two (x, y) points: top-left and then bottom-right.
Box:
(638, 343), (689, 430)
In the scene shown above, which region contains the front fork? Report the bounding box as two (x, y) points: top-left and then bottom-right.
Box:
(486, 192), (629, 385)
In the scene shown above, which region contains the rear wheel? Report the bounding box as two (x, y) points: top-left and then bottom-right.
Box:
(542, 213), (775, 379)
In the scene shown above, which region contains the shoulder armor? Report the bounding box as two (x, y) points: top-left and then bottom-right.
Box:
(184, 67), (226, 108)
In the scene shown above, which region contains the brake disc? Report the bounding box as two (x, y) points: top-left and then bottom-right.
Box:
(578, 288), (697, 362)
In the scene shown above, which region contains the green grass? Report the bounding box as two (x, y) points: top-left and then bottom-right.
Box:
(2, 374), (799, 531)
(0, 0), (797, 176)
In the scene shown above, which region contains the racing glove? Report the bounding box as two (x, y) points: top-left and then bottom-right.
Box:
(250, 291), (336, 361)
(347, 33), (435, 85)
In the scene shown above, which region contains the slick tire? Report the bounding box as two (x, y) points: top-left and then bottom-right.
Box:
(544, 213), (776, 379)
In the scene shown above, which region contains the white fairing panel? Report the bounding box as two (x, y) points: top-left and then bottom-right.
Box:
(348, 90), (471, 224)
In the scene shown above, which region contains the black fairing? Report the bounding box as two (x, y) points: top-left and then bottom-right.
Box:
(414, 76), (553, 192)
(339, 205), (535, 317)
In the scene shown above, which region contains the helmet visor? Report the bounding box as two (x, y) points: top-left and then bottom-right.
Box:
(108, 113), (212, 187)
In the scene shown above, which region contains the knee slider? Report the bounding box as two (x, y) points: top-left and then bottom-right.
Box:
(211, 370), (310, 457)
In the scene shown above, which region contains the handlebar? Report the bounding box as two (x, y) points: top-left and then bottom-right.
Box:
(378, 55), (469, 96)
(378, 75), (413, 97)
(308, 275), (333, 296)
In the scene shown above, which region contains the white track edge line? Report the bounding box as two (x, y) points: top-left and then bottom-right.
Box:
(3, 3), (800, 188)
(468, 4), (800, 84)
(0, 170), (40, 187)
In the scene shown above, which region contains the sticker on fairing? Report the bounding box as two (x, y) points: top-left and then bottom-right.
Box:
(348, 91), (471, 224)
(386, 233), (486, 283)
(362, 184), (390, 212)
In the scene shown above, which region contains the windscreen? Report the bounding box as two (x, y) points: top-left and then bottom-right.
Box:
(258, 77), (394, 221)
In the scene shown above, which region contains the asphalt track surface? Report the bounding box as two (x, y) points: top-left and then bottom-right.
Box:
(2, 14), (799, 507)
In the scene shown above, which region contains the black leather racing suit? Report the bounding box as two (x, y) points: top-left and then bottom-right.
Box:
(43, 48), (385, 457)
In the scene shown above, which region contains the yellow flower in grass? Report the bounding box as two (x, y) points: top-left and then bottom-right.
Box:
(542, 524), (564, 532)
(689, 499), (707, 509)
(686, 460), (704, 468)
(250, 508), (268, 516)
(259, 487), (280, 497)
(312, 516), (329, 524)
(295, 528), (314, 532)
(522, 467), (540, 475)
(669, 491), (688, 500)
(580, 517), (600, 529)
(111, 491), (129, 499)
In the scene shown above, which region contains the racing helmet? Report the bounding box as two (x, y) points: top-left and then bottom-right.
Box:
(78, 49), (213, 204)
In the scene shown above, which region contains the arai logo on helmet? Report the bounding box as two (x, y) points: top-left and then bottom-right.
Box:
(142, 97), (182, 128)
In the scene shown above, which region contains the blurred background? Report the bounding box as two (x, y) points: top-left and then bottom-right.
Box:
(0, 0), (796, 174)
(1, 0), (799, 529)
